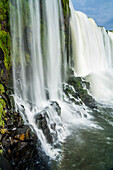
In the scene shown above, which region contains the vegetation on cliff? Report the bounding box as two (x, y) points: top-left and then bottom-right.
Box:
(0, 0), (11, 69)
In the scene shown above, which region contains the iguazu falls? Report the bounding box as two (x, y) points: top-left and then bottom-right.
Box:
(0, 0), (113, 169)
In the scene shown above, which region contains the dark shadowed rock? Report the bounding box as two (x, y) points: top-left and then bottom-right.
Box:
(34, 102), (62, 144)
(1, 125), (43, 169)
(0, 155), (14, 170)
(0, 48), (4, 64)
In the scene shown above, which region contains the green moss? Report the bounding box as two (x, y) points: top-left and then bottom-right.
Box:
(0, 149), (3, 155)
(1, 69), (3, 76)
(0, 0), (11, 71)
(0, 98), (6, 128)
(61, 0), (70, 18)
(66, 76), (96, 108)
(0, 30), (11, 70)
(0, 99), (6, 114)
(0, 0), (9, 31)
(0, 84), (7, 129)
(0, 84), (5, 95)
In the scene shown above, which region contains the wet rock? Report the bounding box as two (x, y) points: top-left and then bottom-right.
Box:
(36, 113), (43, 120)
(67, 67), (75, 79)
(0, 82), (57, 169)
(43, 128), (53, 143)
(35, 110), (46, 122)
(63, 83), (82, 105)
(41, 119), (48, 129)
(0, 48), (4, 64)
(66, 76), (97, 109)
(35, 111), (53, 143)
(0, 134), (2, 141)
(50, 101), (61, 116)
(34, 104), (61, 144)
(51, 123), (56, 131)
(84, 114), (87, 118)
(1, 125), (39, 169)
(2, 134), (11, 148)
(0, 155), (14, 170)
(6, 118), (13, 128)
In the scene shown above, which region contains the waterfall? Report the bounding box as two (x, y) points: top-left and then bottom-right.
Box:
(10, 0), (67, 157)
(10, 0), (92, 158)
(10, 0), (113, 159)
(70, 2), (113, 101)
(10, 0), (65, 105)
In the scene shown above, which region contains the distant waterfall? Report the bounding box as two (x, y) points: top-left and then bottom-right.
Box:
(70, 2), (113, 101)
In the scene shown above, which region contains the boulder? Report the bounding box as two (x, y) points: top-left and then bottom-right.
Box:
(66, 76), (97, 109)
(1, 125), (39, 169)
(35, 102), (62, 144)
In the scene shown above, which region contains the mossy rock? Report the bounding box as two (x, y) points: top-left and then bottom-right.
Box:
(65, 76), (97, 109)
(0, 0), (9, 31)
(0, 98), (6, 129)
(61, 0), (70, 19)
(63, 83), (82, 106)
(0, 83), (14, 131)
(0, 30), (11, 70)
(0, 0), (12, 87)
(0, 84), (5, 95)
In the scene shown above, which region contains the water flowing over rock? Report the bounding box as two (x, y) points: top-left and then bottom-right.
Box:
(10, 0), (68, 158)
(35, 101), (62, 144)
(8, 0), (113, 168)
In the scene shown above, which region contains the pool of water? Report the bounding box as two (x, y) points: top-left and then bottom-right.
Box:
(51, 103), (113, 170)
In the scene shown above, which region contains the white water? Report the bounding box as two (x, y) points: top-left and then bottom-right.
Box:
(10, 0), (64, 104)
(10, 0), (113, 159)
(70, 2), (113, 101)
(10, 0), (63, 157)
(10, 0), (78, 158)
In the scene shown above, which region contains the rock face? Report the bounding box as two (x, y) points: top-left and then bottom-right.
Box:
(35, 101), (62, 144)
(1, 125), (37, 168)
(1, 125), (50, 169)
(35, 110), (53, 144)
(0, 155), (13, 170)
(0, 48), (4, 64)
(0, 84), (50, 170)
(0, 0), (12, 90)
(64, 72), (97, 109)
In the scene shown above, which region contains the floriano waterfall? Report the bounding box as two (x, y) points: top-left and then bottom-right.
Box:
(10, 0), (113, 165)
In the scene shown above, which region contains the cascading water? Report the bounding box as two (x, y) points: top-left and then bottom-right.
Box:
(10, 0), (113, 166)
(10, 0), (67, 157)
(10, 0), (64, 105)
(10, 0), (92, 158)
(70, 2), (113, 101)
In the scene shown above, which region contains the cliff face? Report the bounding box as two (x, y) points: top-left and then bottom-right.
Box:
(61, 0), (71, 62)
(0, 0), (12, 138)
(0, 0), (11, 83)
(0, 1), (37, 169)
